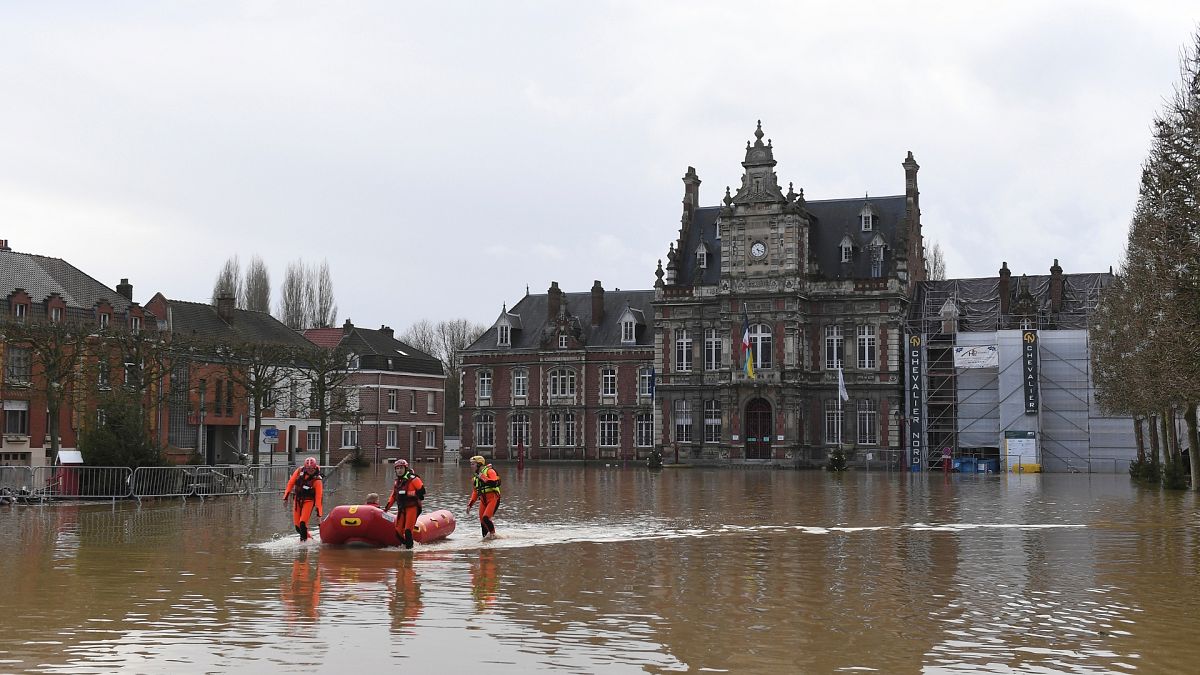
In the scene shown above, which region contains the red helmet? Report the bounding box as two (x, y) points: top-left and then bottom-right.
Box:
(303, 457), (318, 470)
(395, 459), (408, 473)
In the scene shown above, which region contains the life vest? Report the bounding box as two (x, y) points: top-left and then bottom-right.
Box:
(393, 470), (425, 506)
(473, 465), (501, 495)
(295, 469), (321, 502)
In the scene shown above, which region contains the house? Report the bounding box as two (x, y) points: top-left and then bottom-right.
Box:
(303, 320), (445, 464)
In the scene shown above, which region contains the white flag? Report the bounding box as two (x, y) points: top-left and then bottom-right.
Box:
(837, 367), (849, 402)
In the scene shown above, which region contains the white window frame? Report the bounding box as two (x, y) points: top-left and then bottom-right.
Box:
(674, 328), (692, 372)
(99, 312), (109, 329)
(478, 370), (492, 399)
(130, 316), (141, 334)
(857, 324), (877, 370)
(513, 368), (528, 398)
(14, 303), (26, 322)
(824, 400), (843, 445)
(870, 245), (884, 278)
(638, 367), (654, 398)
(601, 367), (617, 397)
(674, 399), (692, 443)
(635, 413), (653, 447)
(427, 392), (436, 414)
(857, 399), (878, 445)
(622, 320), (636, 344)
(749, 323), (772, 369)
(696, 246), (707, 269)
(426, 428), (437, 449)
(840, 244), (852, 263)
(564, 411), (576, 446)
(50, 306), (62, 323)
(510, 414), (530, 448)
(388, 389), (398, 412)
(307, 429), (321, 451)
(476, 413), (495, 447)
(341, 425), (360, 449)
(861, 212), (874, 231)
(705, 328), (722, 371)
(559, 334), (569, 349)
(549, 369), (576, 397)
(824, 325), (844, 370)
(549, 411), (576, 446)
(6, 346), (32, 384)
(599, 412), (619, 447)
(386, 425), (398, 448)
(704, 399), (721, 443)
(498, 324), (510, 347)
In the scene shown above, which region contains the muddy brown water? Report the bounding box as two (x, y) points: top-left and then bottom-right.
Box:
(1, 465), (1197, 673)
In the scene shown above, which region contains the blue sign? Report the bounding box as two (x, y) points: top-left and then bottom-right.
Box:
(264, 428), (279, 438)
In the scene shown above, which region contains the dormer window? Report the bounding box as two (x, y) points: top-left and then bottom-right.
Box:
(870, 246), (885, 278)
(98, 313), (109, 329)
(347, 353), (360, 370)
(696, 244), (708, 269)
(130, 316), (141, 334)
(14, 303), (27, 323)
(50, 307), (62, 323)
(559, 335), (569, 349)
(622, 319), (636, 344)
(498, 324), (510, 347)
(860, 203), (876, 231)
(839, 235), (854, 264)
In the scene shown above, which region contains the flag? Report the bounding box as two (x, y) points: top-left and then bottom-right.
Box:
(742, 311), (755, 379)
(837, 367), (849, 402)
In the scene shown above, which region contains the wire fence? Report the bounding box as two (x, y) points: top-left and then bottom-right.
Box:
(0, 463), (342, 502)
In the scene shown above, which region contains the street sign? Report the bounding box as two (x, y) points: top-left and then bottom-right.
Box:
(264, 428), (279, 438)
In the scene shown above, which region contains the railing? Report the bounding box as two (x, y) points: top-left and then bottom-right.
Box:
(3, 463), (341, 502)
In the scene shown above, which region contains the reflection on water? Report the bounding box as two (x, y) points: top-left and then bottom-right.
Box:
(1, 466), (1198, 673)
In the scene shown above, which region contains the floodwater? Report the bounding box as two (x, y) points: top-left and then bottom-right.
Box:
(2, 465), (1199, 674)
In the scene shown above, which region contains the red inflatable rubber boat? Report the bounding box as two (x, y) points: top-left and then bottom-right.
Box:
(319, 505), (456, 547)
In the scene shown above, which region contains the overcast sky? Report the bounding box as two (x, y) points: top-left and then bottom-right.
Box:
(2, 2), (1197, 332)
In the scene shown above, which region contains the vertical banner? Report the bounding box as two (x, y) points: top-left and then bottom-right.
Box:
(906, 334), (924, 470)
(1022, 330), (1039, 413)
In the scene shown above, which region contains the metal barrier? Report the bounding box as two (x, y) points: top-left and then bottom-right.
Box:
(191, 465), (255, 497)
(247, 465), (294, 495)
(1, 465), (35, 493)
(31, 466), (133, 500)
(130, 466), (195, 499)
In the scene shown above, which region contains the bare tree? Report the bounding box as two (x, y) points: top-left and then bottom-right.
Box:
(312, 260), (338, 329)
(927, 241), (947, 281)
(212, 255), (243, 307)
(218, 340), (297, 464)
(402, 318), (486, 436)
(242, 255), (271, 313)
(296, 344), (352, 466)
(2, 319), (90, 461)
(276, 260), (309, 330)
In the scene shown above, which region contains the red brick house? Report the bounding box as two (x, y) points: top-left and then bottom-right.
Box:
(1, 239), (153, 468)
(303, 320), (445, 465)
(460, 281), (656, 462)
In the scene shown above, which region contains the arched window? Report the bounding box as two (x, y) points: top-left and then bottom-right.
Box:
(749, 324), (772, 369)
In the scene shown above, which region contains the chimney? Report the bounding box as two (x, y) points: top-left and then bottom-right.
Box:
(0, 239), (9, 251)
(998, 262), (1011, 315)
(591, 280), (605, 326)
(116, 278), (133, 301)
(216, 295), (235, 323)
(547, 281), (561, 321)
(342, 318), (354, 334)
(380, 324), (394, 340)
(1049, 259), (1064, 313)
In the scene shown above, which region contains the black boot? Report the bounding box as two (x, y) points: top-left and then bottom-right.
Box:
(486, 518), (496, 536)
(299, 522), (308, 542)
(295, 525), (302, 535)
(404, 530), (414, 549)
(481, 523), (489, 538)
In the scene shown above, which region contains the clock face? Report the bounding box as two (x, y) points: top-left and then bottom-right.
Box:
(750, 241), (767, 259)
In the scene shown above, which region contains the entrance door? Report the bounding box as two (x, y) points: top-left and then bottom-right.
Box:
(745, 398), (772, 460)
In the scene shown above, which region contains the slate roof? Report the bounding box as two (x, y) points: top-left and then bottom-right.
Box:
(1, 247), (132, 315)
(467, 288), (655, 353)
(674, 196), (908, 286)
(166, 299), (312, 347)
(303, 325), (444, 376)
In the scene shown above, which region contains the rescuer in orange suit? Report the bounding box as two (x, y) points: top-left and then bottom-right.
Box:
(284, 457), (324, 541)
(385, 459), (425, 549)
(466, 455), (501, 539)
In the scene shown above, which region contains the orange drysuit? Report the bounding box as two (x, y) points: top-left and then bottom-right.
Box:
(284, 466), (324, 540)
(467, 463), (501, 537)
(386, 468), (425, 549)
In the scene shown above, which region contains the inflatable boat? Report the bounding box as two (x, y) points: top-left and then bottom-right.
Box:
(319, 505), (456, 547)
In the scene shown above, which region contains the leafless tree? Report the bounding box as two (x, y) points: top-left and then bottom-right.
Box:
(2, 318), (91, 460)
(277, 260), (309, 330)
(212, 255), (243, 307)
(217, 340), (297, 464)
(242, 255), (271, 313)
(402, 318), (486, 435)
(927, 241), (946, 281)
(310, 260), (338, 329)
(296, 343), (352, 466)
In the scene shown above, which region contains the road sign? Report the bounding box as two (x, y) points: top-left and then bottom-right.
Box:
(264, 428), (279, 438)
